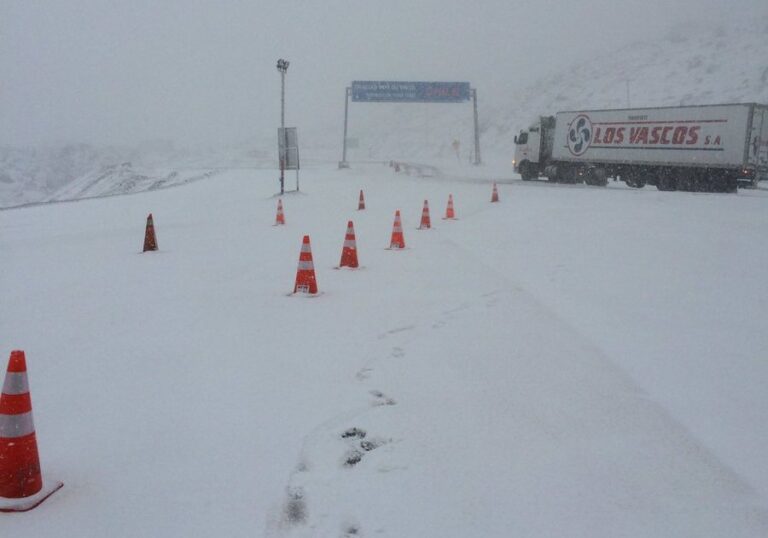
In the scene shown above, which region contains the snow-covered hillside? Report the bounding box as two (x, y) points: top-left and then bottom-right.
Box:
(0, 144), (124, 208)
(40, 162), (219, 203)
(0, 143), (272, 209)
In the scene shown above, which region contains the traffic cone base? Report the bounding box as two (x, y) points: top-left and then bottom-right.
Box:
(0, 481), (64, 513)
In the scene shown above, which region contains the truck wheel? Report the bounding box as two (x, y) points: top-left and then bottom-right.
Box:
(519, 161), (535, 181)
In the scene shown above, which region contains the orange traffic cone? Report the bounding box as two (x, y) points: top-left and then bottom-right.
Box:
(358, 190), (366, 211)
(388, 210), (406, 249)
(0, 351), (63, 512)
(338, 221), (359, 268)
(418, 200), (431, 229)
(275, 199), (285, 225)
(491, 182), (499, 202)
(293, 235), (319, 294)
(143, 213), (158, 252)
(443, 194), (456, 220)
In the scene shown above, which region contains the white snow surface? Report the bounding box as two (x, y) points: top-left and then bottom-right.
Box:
(2, 163), (768, 536)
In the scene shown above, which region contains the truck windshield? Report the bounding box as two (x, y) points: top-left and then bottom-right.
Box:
(516, 132), (528, 144)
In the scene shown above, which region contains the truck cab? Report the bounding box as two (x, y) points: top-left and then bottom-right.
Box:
(514, 116), (554, 180)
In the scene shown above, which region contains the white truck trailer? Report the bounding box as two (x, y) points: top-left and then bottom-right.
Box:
(513, 103), (768, 192)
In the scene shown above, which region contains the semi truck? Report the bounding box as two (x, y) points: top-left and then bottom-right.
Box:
(513, 103), (768, 192)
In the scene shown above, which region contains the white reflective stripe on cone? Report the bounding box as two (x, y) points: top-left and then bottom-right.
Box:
(2, 372), (29, 395)
(343, 240), (357, 248)
(0, 411), (35, 438)
(301, 244), (312, 253)
(297, 261), (315, 270)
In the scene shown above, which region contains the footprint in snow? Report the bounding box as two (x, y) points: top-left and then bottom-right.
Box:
(281, 486), (308, 526)
(443, 302), (471, 316)
(377, 325), (416, 340)
(341, 427), (367, 439)
(370, 390), (396, 407)
(355, 367), (373, 381)
(340, 427), (390, 468)
(341, 523), (362, 537)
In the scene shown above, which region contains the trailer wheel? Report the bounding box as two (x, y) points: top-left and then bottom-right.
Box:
(656, 175), (677, 191)
(558, 166), (578, 183)
(676, 173), (692, 191)
(719, 178), (738, 193)
(585, 168), (608, 187)
(691, 176), (710, 192)
(624, 174), (646, 188)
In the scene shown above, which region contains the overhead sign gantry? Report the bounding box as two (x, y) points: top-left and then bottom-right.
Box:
(339, 80), (481, 168)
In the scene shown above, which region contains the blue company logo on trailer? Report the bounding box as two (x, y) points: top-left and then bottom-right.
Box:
(351, 81), (471, 103)
(567, 114), (593, 156)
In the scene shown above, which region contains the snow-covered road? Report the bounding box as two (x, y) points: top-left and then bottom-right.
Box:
(2, 163), (767, 536)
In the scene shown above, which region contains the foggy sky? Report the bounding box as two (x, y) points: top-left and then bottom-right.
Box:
(1, 0), (765, 148)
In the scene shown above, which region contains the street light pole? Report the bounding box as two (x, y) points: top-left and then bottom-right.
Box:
(276, 59), (289, 194)
(472, 88), (481, 166)
(277, 58), (289, 127)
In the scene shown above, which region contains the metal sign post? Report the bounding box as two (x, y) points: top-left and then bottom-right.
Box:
(339, 87), (351, 169)
(472, 88), (481, 165)
(278, 127), (300, 192)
